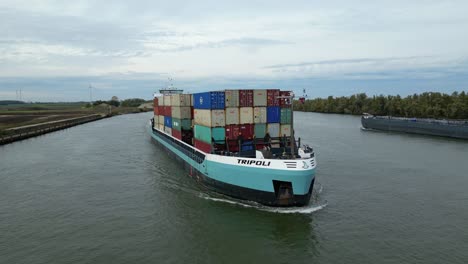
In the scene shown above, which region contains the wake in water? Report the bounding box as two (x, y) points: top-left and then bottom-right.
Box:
(198, 183), (327, 214)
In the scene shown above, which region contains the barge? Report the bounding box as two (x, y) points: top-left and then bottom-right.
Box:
(149, 88), (316, 207)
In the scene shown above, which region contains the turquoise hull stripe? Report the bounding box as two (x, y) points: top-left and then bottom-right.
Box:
(205, 160), (315, 195)
(149, 126), (315, 195)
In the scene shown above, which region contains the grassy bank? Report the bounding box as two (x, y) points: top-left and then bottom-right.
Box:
(0, 102), (152, 132)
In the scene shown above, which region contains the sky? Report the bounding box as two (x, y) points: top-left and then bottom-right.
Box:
(0, 0), (468, 101)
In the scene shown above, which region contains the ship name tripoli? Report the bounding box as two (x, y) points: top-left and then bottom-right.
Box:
(237, 159), (271, 166)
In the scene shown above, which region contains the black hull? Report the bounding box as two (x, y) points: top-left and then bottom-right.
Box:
(361, 116), (468, 139)
(151, 131), (313, 207)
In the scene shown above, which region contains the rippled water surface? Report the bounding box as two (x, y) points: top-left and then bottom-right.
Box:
(1, 112), (467, 264)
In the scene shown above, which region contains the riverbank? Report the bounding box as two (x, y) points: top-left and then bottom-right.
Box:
(0, 102), (151, 145)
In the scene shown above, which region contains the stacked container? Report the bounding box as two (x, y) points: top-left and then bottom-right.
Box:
(279, 91), (292, 137)
(192, 91), (226, 153)
(171, 94), (192, 140)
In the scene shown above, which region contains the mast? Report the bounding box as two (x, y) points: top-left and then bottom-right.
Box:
(290, 92), (295, 157)
(277, 91), (295, 157)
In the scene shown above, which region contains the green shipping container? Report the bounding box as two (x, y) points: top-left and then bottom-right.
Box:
(254, 123), (267, 138)
(280, 108), (292, 124)
(194, 125), (225, 144)
(172, 118), (192, 131)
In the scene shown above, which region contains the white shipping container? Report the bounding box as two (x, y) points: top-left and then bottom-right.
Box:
(157, 96), (164, 106)
(163, 95), (172, 106)
(239, 107), (253, 124)
(194, 109), (226, 127)
(253, 89), (267, 106)
(171, 106), (192, 119)
(253, 107), (267, 123)
(158, 123), (165, 131)
(211, 109), (225, 127)
(164, 126), (172, 135)
(267, 123), (280, 137)
(171, 94), (192, 106)
(280, 124), (291, 137)
(225, 90), (239, 107)
(158, 115), (164, 125)
(225, 107), (239, 125)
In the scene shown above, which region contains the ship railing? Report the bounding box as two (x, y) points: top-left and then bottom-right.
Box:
(152, 127), (205, 164)
(211, 136), (301, 159)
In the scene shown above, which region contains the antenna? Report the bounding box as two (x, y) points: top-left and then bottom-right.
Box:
(89, 84), (93, 103)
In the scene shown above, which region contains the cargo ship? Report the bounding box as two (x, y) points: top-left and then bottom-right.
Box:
(148, 88), (316, 207)
(361, 113), (468, 139)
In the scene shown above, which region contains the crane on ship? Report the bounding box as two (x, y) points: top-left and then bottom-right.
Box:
(299, 88), (308, 104)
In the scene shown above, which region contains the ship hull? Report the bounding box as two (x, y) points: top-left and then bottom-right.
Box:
(149, 124), (315, 207)
(361, 116), (468, 139)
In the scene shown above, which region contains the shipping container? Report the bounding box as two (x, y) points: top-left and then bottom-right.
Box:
(172, 118), (192, 131)
(164, 116), (172, 128)
(254, 123), (267, 138)
(267, 123), (280, 137)
(239, 107), (253, 124)
(280, 108), (292, 124)
(153, 120), (158, 129)
(163, 95), (172, 106)
(267, 89), (280, 106)
(253, 107), (267, 123)
(193, 91), (225, 109)
(194, 125), (225, 144)
(225, 90), (239, 107)
(164, 126), (172, 135)
(158, 123), (164, 131)
(280, 124), (291, 137)
(153, 106), (159, 116)
(157, 106), (163, 116)
(171, 94), (191, 106)
(253, 89), (267, 106)
(194, 139), (212, 153)
(267, 106), (280, 123)
(194, 109), (225, 127)
(239, 124), (254, 139)
(239, 90), (253, 107)
(225, 107), (240, 125)
(153, 97), (159, 107)
(171, 106), (191, 119)
(279, 91), (292, 107)
(153, 115), (159, 125)
(172, 129), (182, 140)
(163, 106), (172, 116)
(158, 115), (164, 125)
(225, 124), (241, 140)
(157, 96), (163, 106)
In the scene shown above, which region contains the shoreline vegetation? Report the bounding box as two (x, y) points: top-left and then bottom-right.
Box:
(293, 91), (468, 120)
(0, 99), (152, 144)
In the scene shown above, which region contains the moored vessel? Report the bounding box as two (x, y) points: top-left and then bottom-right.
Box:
(361, 113), (468, 139)
(149, 87), (316, 207)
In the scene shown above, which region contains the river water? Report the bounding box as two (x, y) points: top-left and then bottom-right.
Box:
(1, 112), (467, 264)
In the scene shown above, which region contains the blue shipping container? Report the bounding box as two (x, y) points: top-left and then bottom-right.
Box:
(193, 92), (225, 109)
(164, 116), (172, 128)
(267, 106), (280, 123)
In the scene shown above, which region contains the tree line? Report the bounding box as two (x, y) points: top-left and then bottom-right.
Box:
(294, 91), (468, 119)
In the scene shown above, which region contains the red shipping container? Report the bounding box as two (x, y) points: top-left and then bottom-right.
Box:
(172, 129), (182, 140)
(239, 124), (254, 140)
(267, 89), (280, 106)
(158, 106), (164, 115)
(279, 91), (292, 108)
(225, 124), (240, 140)
(194, 139), (212, 153)
(164, 106), (172, 116)
(154, 106), (160, 115)
(153, 97), (159, 107)
(239, 90), (253, 107)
